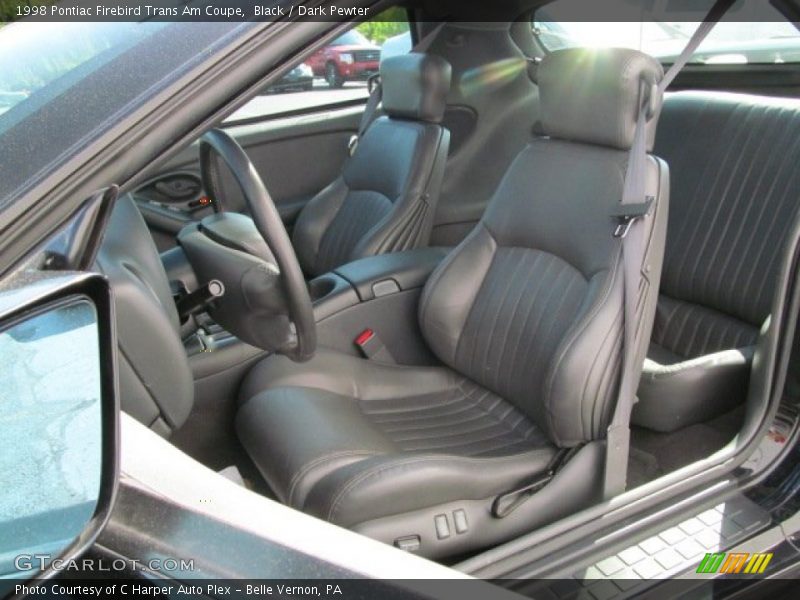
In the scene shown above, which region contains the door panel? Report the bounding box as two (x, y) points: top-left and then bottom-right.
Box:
(134, 105), (362, 251)
(217, 107), (361, 217)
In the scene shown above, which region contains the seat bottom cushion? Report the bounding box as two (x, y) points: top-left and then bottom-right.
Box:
(236, 350), (556, 527)
(632, 342), (754, 433)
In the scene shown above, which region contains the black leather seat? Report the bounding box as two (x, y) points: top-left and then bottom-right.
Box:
(633, 91), (800, 432)
(291, 53), (452, 277)
(96, 195), (195, 437)
(237, 48), (669, 558)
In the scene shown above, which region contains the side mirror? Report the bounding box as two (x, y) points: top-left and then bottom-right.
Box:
(0, 273), (117, 584)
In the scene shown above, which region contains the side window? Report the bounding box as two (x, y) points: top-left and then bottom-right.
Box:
(227, 9), (410, 123)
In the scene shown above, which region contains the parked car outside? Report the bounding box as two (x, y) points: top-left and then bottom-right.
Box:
(263, 62), (314, 93)
(306, 29), (379, 88)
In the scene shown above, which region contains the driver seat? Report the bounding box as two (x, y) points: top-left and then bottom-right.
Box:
(236, 48), (669, 559)
(291, 53), (452, 277)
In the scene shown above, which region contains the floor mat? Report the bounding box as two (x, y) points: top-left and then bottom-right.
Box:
(628, 447), (662, 488)
(628, 406), (744, 485)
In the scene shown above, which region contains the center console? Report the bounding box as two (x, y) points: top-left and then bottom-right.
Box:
(308, 247), (448, 365)
(172, 246), (449, 383)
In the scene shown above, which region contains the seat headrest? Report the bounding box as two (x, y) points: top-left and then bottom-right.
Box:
(538, 48), (665, 150)
(381, 52), (452, 123)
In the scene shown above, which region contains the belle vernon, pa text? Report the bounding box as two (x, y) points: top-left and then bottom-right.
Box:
(16, 583), (344, 597)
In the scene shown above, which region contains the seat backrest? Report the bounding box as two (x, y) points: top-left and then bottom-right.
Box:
(292, 53), (452, 277)
(419, 48), (669, 447)
(653, 91), (800, 359)
(96, 194), (194, 436)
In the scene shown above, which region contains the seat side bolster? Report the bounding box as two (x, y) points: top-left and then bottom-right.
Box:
(291, 177), (350, 276)
(544, 262), (624, 446)
(303, 449), (556, 527)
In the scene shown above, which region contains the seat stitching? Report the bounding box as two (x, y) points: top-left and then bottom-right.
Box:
(735, 117), (800, 316)
(378, 406), (504, 434)
(516, 259), (575, 403)
(709, 109), (788, 307)
(498, 251), (545, 389)
(581, 303), (623, 436)
(361, 394), (472, 417)
(394, 425), (529, 451)
(483, 248), (530, 391)
(502, 254), (561, 398)
(362, 378), (492, 422)
(677, 106), (751, 297)
(390, 418), (510, 443)
(461, 438), (539, 457)
(691, 105), (765, 299)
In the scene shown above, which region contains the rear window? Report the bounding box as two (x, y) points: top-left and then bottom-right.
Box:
(534, 1), (800, 65)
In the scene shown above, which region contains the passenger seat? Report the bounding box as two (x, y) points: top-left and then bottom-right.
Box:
(292, 53), (452, 277)
(634, 91), (800, 432)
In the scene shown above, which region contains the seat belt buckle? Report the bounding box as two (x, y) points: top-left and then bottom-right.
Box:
(612, 196), (654, 238)
(355, 328), (395, 364)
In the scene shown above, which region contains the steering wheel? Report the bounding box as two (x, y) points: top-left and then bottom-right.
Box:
(190, 128), (316, 362)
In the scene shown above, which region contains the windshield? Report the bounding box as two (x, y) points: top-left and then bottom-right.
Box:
(0, 20), (255, 211)
(332, 29), (371, 46)
(0, 22), (164, 122)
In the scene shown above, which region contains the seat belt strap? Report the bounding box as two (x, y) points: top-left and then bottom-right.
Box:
(349, 23), (446, 156)
(603, 0), (736, 499)
(349, 77), (382, 155)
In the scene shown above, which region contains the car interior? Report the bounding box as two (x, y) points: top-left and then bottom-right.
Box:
(93, 0), (800, 564)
